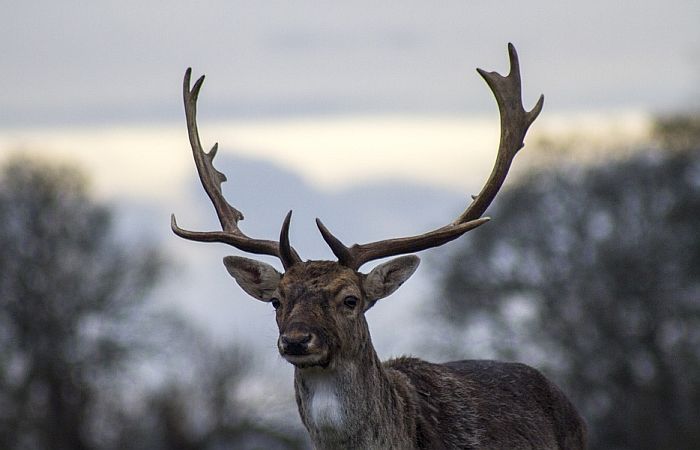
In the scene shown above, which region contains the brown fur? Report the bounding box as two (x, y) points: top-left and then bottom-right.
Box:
(267, 261), (587, 449)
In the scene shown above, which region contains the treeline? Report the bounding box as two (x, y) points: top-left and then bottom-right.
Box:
(433, 114), (700, 450)
(0, 157), (305, 450)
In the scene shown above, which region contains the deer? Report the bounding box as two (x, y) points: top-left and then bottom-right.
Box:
(171, 44), (587, 449)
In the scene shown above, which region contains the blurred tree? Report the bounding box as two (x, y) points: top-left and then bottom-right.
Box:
(0, 156), (163, 449)
(125, 337), (307, 450)
(0, 156), (304, 450)
(434, 146), (700, 450)
(653, 113), (700, 152)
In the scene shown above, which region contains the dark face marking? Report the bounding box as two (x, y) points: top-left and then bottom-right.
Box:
(275, 261), (371, 368)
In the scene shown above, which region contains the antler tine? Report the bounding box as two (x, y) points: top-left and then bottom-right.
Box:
(457, 43), (544, 223)
(317, 44), (543, 270)
(181, 68), (242, 231)
(171, 68), (301, 265)
(279, 211), (301, 270)
(317, 217), (490, 270)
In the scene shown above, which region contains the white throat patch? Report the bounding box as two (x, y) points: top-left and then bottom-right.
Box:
(306, 372), (344, 428)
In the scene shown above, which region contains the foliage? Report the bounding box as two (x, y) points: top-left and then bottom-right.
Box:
(0, 156), (303, 450)
(653, 113), (700, 152)
(435, 146), (700, 450)
(0, 156), (162, 449)
(108, 321), (307, 450)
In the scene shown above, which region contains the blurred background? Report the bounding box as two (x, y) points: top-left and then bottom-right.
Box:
(1, 1), (698, 449)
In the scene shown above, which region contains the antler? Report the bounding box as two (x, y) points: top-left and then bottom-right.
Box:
(171, 68), (301, 269)
(317, 43), (544, 270)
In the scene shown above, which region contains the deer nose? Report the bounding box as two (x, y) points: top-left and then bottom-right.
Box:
(279, 331), (313, 355)
(281, 333), (312, 345)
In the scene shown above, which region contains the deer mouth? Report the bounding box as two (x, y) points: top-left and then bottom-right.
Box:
(278, 330), (331, 368)
(281, 349), (330, 368)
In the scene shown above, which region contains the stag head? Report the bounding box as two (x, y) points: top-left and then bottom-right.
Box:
(172, 43), (543, 369)
(224, 257), (418, 368)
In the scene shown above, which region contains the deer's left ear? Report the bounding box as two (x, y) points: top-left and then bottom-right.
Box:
(362, 255), (420, 309)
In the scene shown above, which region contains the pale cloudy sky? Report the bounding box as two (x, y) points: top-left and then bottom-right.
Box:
(3, 1), (693, 193)
(1, 0), (698, 127)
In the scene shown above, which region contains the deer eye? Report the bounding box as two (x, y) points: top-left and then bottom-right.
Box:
(343, 296), (358, 309)
(270, 299), (281, 310)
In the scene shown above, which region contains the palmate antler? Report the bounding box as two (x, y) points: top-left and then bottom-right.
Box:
(172, 44), (543, 271)
(171, 69), (301, 269)
(316, 43), (544, 269)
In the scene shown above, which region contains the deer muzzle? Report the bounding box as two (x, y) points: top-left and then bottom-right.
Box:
(278, 326), (328, 367)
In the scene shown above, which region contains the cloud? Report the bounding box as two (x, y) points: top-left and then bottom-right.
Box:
(2, 1), (697, 126)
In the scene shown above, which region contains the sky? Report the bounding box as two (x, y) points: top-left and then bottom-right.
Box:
(1, 1), (696, 192)
(0, 0), (698, 416)
(1, 1), (698, 127)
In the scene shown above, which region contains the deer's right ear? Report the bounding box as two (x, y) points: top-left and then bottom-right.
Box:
(223, 256), (282, 302)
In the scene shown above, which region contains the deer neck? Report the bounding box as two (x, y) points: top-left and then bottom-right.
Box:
(293, 344), (415, 449)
